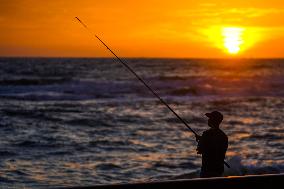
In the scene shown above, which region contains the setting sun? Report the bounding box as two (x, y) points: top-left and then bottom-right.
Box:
(222, 27), (244, 54)
(202, 25), (262, 56)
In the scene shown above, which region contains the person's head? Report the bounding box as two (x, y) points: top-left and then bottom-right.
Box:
(205, 111), (223, 128)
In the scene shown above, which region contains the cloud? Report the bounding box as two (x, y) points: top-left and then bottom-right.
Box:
(177, 6), (284, 27)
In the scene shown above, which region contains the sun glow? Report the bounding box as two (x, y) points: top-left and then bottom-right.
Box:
(222, 27), (244, 54)
(202, 26), (261, 56)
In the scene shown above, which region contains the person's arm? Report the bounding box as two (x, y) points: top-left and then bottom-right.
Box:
(195, 134), (201, 142)
(196, 134), (204, 154)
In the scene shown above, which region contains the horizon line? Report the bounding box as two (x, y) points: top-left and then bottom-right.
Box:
(0, 56), (284, 60)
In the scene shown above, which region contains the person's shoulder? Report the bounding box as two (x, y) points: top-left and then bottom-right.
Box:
(207, 128), (227, 137)
(206, 128), (217, 133)
(202, 129), (211, 135)
(202, 129), (215, 137)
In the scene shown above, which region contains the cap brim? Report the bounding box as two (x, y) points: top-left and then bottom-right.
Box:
(205, 113), (211, 117)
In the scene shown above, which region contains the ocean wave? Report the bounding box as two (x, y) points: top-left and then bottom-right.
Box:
(0, 78), (68, 86)
(0, 176), (15, 183)
(0, 150), (18, 157)
(248, 133), (283, 140)
(89, 139), (129, 147)
(13, 140), (61, 148)
(95, 163), (123, 170)
(153, 161), (198, 169)
(169, 87), (198, 96)
(151, 156), (284, 181)
(224, 156), (284, 176)
(158, 76), (189, 81)
(1, 73), (284, 101)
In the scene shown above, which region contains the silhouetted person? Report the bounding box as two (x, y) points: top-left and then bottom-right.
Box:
(196, 111), (228, 178)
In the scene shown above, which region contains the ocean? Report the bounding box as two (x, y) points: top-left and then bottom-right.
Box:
(0, 58), (283, 188)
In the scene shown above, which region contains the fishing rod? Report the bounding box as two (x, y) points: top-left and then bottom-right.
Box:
(75, 17), (230, 168)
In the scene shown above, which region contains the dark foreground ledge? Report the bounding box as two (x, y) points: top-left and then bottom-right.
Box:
(56, 174), (283, 189)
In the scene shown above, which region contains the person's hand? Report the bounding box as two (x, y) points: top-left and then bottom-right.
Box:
(196, 147), (202, 154)
(195, 134), (201, 142)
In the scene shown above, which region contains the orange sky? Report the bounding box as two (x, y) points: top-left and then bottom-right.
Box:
(0, 0), (284, 58)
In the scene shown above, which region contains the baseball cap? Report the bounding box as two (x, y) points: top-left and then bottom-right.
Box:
(205, 111), (223, 123)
